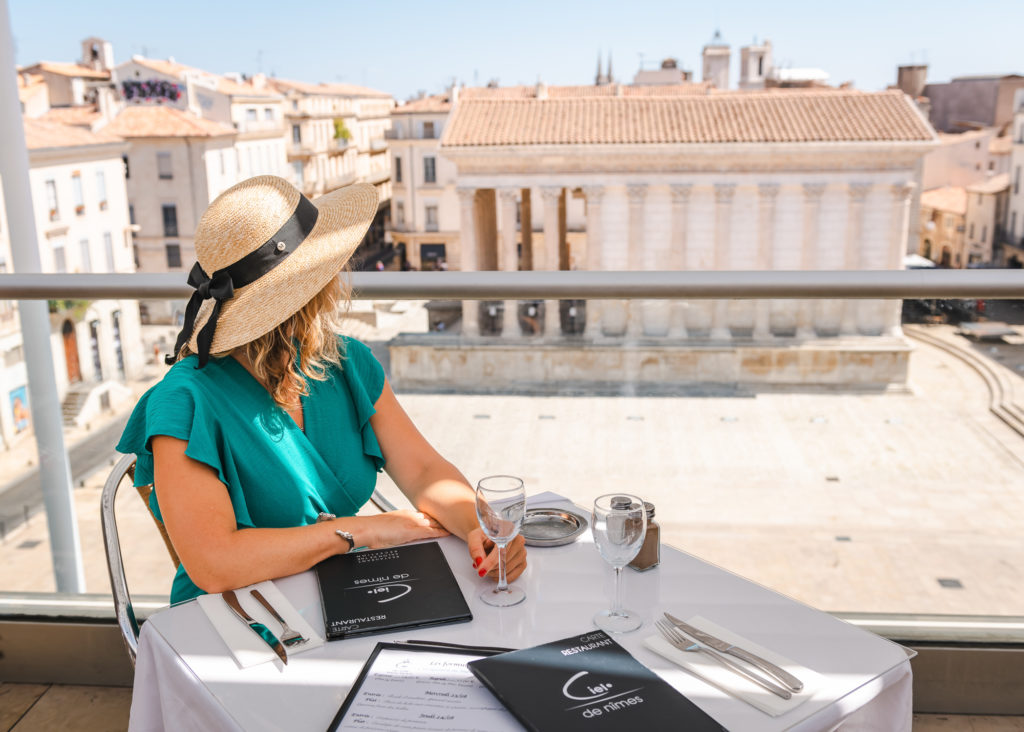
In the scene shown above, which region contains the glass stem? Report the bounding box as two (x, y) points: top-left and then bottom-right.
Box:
(496, 543), (509, 592)
(612, 566), (623, 615)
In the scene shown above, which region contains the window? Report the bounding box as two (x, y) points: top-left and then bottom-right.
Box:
(45, 179), (59, 221)
(219, 150), (226, 176)
(394, 156), (402, 183)
(103, 232), (115, 271)
(758, 56), (764, 76)
(969, 222), (975, 239)
(132, 243), (140, 268)
(423, 121), (435, 139)
(978, 193), (983, 205)
(292, 125), (301, 144)
(128, 204), (136, 226)
(264, 108), (273, 121)
(1015, 166), (1021, 195)
(982, 225), (987, 243)
(292, 161), (304, 186)
(395, 201), (405, 226)
(425, 205), (438, 231)
(157, 152), (173, 179)
(96, 170), (107, 210)
(72, 173), (84, 215)
(52, 237), (66, 272)
(122, 154), (130, 179)
(1012, 211), (1018, 238)
(246, 108), (257, 122)
(423, 156), (436, 184)
(165, 242), (182, 268)
(162, 204), (178, 237)
(79, 238), (92, 272)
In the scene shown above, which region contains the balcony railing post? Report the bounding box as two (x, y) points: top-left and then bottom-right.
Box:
(0, 0), (85, 593)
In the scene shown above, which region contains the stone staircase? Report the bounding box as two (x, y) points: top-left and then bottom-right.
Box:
(61, 383), (95, 427)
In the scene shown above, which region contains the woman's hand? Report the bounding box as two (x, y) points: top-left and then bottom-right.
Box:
(467, 527), (527, 582)
(353, 510), (450, 550)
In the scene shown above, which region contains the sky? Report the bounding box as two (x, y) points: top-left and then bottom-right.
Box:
(9, 0), (1024, 101)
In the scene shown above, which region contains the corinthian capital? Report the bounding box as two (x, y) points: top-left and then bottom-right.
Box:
(802, 182), (827, 200)
(714, 183), (736, 204)
(626, 184), (648, 205)
(669, 183), (692, 203)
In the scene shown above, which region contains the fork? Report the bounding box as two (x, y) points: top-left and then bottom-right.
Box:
(654, 619), (792, 700)
(250, 589), (308, 647)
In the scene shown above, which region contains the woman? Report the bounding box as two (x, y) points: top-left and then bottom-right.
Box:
(117, 175), (526, 604)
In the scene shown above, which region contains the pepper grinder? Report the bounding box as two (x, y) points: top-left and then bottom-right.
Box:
(628, 502), (660, 571)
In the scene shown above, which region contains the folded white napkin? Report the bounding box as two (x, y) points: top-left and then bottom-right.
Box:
(197, 580), (325, 668)
(644, 615), (823, 717)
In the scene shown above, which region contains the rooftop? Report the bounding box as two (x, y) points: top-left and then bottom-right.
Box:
(967, 173), (1011, 194)
(104, 105), (236, 138)
(22, 116), (121, 150)
(459, 83), (712, 99)
(393, 93), (452, 114)
(22, 61), (110, 80)
(921, 186), (968, 214)
(442, 90), (935, 147)
(267, 77), (392, 99)
(128, 57), (282, 99)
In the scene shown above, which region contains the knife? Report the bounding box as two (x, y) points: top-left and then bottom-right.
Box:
(664, 612), (803, 692)
(223, 590), (288, 665)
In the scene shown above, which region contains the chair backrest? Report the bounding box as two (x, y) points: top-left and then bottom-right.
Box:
(101, 453), (400, 666)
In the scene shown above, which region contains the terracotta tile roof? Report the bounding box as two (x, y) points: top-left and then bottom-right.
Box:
(17, 73), (46, 102)
(23, 117), (122, 150)
(41, 105), (103, 128)
(105, 105), (236, 138)
(131, 57), (198, 79)
(967, 173), (1010, 194)
(268, 78), (391, 99)
(921, 186), (968, 215)
(442, 90), (936, 147)
(25, 61), (110, 80)
(393, 94), (452, 114)
(989, 135), (1013, 154)
(460, 83), (711, 100)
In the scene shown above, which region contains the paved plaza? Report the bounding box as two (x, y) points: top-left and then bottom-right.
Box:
(1, 321), (1022, 620)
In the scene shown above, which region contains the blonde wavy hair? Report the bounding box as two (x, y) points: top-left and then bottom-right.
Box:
(182, 275), (349, 406)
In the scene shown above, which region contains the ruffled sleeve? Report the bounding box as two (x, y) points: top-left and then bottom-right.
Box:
(115, 359), (230, 519)
(338, 336), (386, 471)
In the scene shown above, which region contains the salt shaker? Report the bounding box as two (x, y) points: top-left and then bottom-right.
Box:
(628, 502), (660, 571)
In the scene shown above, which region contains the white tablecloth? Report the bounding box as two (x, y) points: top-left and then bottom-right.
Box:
(129, 495), (912, 731)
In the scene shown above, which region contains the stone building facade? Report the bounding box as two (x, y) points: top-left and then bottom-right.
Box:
(390, 87), (938, 392)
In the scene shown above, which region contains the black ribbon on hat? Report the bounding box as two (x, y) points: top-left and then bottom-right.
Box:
(166, 193), (319, 368)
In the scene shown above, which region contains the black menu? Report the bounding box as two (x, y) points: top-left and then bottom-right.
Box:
(467, 630), (726, 731)
(314, 542), (472, 640)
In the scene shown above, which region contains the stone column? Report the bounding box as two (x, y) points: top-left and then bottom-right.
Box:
(710, 183), (735, 340)
(885, 182), (916, 335)
(797, 183), (826, 339)
(753, 183), (779, 340)
(626, 184), (647, 338)
(457, 187), (479, 337)
(668, 184), (691, 339)
(520, 188), (533, 271)
(498, 188), (519, 338)
(541, 186), (562, 338)
(840, 182), (872, 336)
(582, 185), (605, 339)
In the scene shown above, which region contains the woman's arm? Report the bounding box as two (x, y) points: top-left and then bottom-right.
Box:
(370, 379), (527, 581)
(152, 435), (448, 593)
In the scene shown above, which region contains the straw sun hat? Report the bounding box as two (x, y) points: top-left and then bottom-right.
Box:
(166, 175), (378, 367)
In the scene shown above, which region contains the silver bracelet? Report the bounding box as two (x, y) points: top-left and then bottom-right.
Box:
(317, 512), (355, 553)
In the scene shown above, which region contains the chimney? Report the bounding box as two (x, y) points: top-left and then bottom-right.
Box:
(535, 81), (548, 99)
(251, 72), (267, 90)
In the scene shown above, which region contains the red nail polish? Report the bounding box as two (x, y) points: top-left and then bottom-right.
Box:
(478, 569), (486, 577)
(474, 557), (482, 566)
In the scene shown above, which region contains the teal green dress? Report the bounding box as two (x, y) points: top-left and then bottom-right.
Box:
(116, 336), (386, 604)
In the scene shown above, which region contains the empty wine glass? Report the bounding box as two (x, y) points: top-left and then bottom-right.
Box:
(475, 475), (526, 607)
(591, 494), (647, 633)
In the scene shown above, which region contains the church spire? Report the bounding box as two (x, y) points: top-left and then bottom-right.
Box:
(607, 51), (613, 83)
(595, 50), (602, 86)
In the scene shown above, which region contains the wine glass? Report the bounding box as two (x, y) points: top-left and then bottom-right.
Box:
(591, 494), (647, 633)
(475, 475), (526, 607)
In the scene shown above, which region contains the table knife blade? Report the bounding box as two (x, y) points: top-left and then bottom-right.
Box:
(223, 590), (288, 665)
(664, 612), (803, 691)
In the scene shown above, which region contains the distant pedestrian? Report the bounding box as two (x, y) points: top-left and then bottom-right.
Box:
(375, 260), (385, 272)
(438, 260), (448, 271)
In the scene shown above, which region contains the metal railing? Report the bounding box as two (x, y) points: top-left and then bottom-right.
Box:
(2, 269), (1024, 301)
